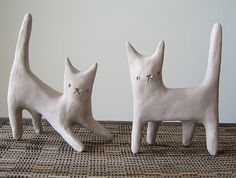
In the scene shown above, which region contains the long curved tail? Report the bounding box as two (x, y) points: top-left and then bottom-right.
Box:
(12, 13), (32, 70)
(202, 23), (222, 88)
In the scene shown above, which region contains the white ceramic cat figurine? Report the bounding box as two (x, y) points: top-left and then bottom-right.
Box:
(8, 13), (113, 152)
(127, 23), (222, 156)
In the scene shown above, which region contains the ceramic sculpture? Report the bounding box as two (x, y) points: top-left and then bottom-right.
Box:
(127, 23), (222, 156)
(8, 13), (113, 152)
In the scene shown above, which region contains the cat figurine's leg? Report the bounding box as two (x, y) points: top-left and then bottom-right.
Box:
(59, 126), (85, 152)
(31, 112), (43, 134)
(182, 120), (196, 146)
(204, 113), (218, 156)
(147, 121), (161, 144)
(9, 106), (23, 140)
(78, 116), (113, 140)
(131, 119), (144, 154)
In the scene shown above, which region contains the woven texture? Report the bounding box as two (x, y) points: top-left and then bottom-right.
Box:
(0, 120), (235, 178)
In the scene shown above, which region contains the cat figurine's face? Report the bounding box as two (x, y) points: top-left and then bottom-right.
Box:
(126, 41), (165, 95)
(64, 58), (97, 103)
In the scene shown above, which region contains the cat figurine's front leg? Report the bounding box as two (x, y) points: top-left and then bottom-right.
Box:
(54, 121), (85, 152)
(147, 121), (161, 144)
(131, 116), (145, 154)
(78, 115), (113, 141)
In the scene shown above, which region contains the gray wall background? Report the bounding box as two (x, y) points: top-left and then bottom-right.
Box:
(0, 0), (235, 123)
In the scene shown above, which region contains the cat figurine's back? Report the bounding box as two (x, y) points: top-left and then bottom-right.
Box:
(8, 13), (112, 152)
(127, 23), (222, 155)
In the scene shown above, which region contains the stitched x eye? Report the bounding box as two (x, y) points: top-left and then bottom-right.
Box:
(68, 83), (72, 88)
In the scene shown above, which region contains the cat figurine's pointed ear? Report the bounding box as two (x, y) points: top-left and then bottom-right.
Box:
(152, 40), (165, 59)
(152, 40), (165, 67)
(65, 57), (79, 74)
(84, 63), (98, 81)
(126, 42), (142, 65)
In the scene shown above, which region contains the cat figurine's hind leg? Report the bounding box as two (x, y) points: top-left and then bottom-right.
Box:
(147, 121), (161, 144)
(8, 106), (23, 140)
(8, 105), (43, 138)
(182, 120), (196, 146)
(30, 111), (43, 134)
(204, 110), (219, 155)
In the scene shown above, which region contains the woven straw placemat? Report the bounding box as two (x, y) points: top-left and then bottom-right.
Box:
(0, 120), (235, 177)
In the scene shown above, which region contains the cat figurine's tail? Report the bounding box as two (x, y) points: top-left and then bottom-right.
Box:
(202, 23), (222, 89)
(12, 13), (32, 71)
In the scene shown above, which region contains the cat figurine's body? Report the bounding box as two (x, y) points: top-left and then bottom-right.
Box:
(8, 13), (112, 152)
(127, 23), (222, 155)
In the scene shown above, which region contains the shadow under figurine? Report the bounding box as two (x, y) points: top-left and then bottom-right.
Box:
(8, 13), (113, 152)
(127, 23), (222, 156)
